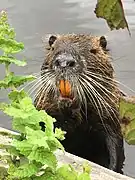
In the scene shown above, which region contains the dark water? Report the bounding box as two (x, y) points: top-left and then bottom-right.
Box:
(0, 0), (135, 177)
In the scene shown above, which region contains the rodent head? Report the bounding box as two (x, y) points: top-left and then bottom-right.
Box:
(39, 34), (115, 111)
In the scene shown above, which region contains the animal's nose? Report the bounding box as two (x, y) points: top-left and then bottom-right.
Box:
(55, 54), (76, 68)
(55, 59), (75, 68)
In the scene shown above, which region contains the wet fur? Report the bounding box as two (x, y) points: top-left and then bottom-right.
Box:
(34, 34), (125, 173)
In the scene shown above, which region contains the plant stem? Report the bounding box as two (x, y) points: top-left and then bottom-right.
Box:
(5, 63), (16, 91)
(5, 63), (10, 76)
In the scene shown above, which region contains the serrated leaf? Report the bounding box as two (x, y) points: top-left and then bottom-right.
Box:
(24, 127), (50, 149)
(0, 73), (12, 88)
(0, 56), (26, 66)
(0, 11), (8, 24)
(95, 0), (130, 33)
(55, 128), (66, 141)
(13, 139), (34, 156)
(19, 97), (34, 111)
(32, 110), (56, 136)
(0, 38), (24, 54)
(0, 27), (15, 39)
(120, 98), (135, 145)
(28, 147), (57, 169)
(123, 120), (135, 145)
(34, 168), (57, 180)
(7, 99), (52, 132)
(3, 106), (28, 119)
(120, 98), (135, 120)
(43, 112), (56, 136)
(46, 136), (64, 152)
(56, 165), (78, 180)
(78, 173), (90, 180)
(8, 90), (27, 102)
(13, 117), (41, 132)
(8, 162), (40, 178)
(0, 144), (20, 156)
(125, 128), (135, 145)
(0, 73), (36, 89)
(0, 102), (8, 111)
(11, 75), (36, 87)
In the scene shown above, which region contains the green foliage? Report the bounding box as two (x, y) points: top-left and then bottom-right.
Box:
(120, 98), (135, 145)
(0, 11), (91, 180)
(95, 0), (130, 33)
(0, 56), (26, 66)
(0, 10), (35, 90)
(0, 73), (35, 89)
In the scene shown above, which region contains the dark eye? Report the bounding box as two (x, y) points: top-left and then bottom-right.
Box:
(41, 62), (49, 72)
(51, 47), (54, 51)
(90, 49), (97, 54)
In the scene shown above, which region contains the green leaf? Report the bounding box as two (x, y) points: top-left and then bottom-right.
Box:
(28, 147), (57, 169)
(82, 162), (91, 174)
(0, 11), (8, 24)
(120, 98), (135, 120)
(125, 128), (135, 145)
(34, 168), (57, 180)
(25, 127), (50, 149)
(19, 97), (34, 111)
(56, 165), (78, 180)
(43, 112), (56, 136)
(8, 162), (40, 178)
(46, 136), (64, 152)
(0, 56), (26, 66)
(13, 139), (34, 156)
(0, 38), (24, 54)
(3, 106), (29, 119)
(0, 166), (8, 180)
(95, 0), (130, 33)
(0, 102), (8, 111)
(55, 128), (66, 141)
(78, 173), (90, 180)
(120, 98), (135, 145)
(2, 97), (52, 133)
(8, 90), (27, 102)
(0, 74), (12, 88)
(0, 27), (15, 39)
(0, 144), (20, 156)
(13, 117), (41, 132)
(0, 73), (36, 89)
(11, 75), (36, 87)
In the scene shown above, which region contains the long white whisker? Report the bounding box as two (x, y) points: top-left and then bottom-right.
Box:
(86, 70), (135, 94)
(83, 74), (117, 102)
(83, 73), (120, 127)
(28, 72), (54, 96)
(35, 73), (56, 107)
(79, 75), (119, 137)
(79, 76), (104, 122)
(73, 75), (88, 119)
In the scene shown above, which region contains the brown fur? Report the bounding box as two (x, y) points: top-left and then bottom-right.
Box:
(34, 34), (125, 173)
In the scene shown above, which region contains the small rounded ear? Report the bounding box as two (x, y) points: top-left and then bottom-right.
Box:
(49, 35), (57, 47)
(99, 36), (107, 49)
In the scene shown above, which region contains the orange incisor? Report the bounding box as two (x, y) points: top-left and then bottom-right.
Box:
(59, 80), (71, 97)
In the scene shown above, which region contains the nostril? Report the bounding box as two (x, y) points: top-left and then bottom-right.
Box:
(67, 60), (75, 67)
(55, 59), (60, 67)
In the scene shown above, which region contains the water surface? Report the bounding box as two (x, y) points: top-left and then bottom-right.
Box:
(0, 0), (135, 177)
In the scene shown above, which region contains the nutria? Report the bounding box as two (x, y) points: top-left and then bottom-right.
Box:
(34, 34), (125, 173)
